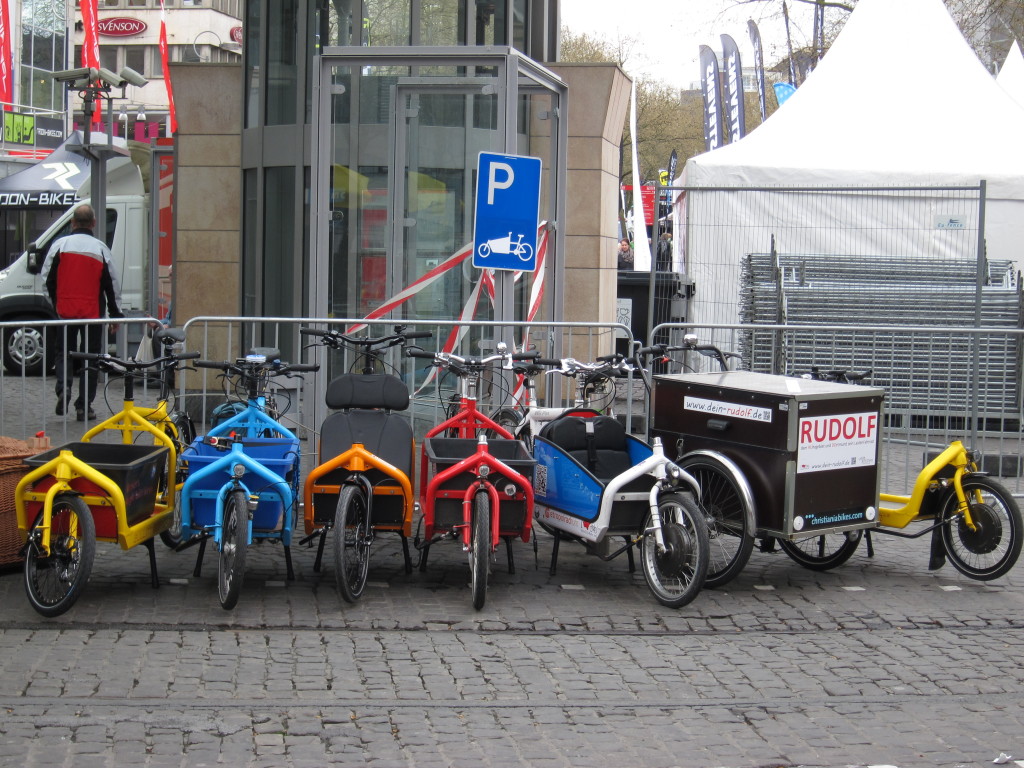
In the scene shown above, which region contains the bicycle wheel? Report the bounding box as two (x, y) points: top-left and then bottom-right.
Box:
(159, 412), (195, 549)
(779, 529), (863, 571)
(218, 489), (249, 610)
(24, 495), (96, 617)
(445, 393), (464, 438)
(940, 476), (1023, 580)
(486, 407), (522, 444)
(641, 492), (710, 608)
(332, 485), (371, 603)
(677, 453), (755, 588)
(470, 490), (491, 610)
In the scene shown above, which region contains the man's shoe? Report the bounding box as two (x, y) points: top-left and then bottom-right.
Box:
(55, 397), (71, 416)
(76, 408), (98, 422)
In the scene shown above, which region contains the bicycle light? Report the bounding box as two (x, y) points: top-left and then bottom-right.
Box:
(479, 464), (490, 477)
(665, 462), (684, 482)
(232, 463), (246, 478)
(504, 484), (517, 497)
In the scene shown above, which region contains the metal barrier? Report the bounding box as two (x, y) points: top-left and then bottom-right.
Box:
(1, 317), (161, 445)
(178, 316), (637, 447)
(650, 322), (1024, 498)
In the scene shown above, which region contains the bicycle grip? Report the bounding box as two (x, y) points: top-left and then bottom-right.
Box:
(195, 359), (227, 369)
(298, 327), (328, 337)
(596, 353), (622, 363)
(402, 331), (433, 340)
(406, 347), (435, 359)
(69, 351), (104, 361)
(176, 352), (202, 360)
(535, 358), (562, 367)
(511, 351), (540, 361)
(285, 363), (320, 373)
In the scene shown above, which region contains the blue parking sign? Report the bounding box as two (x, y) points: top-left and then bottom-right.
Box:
(473, 152), (542, 272)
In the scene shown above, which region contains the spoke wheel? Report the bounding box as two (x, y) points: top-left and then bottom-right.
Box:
(940, 476), (1023, 580)
(678, 453), (755, 588)
(218, 490), (249, 610)
(486, 407), (521, 443)
(779, 529), (863, 571)
(159, 413), (196, 548)
(24, 495), (95, 617)
(333, 485), (371, 603)
(641, 492), (710, 608)
(470, 490), (491, 610)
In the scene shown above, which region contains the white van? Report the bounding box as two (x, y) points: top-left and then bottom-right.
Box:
(0, 162), (149, 374)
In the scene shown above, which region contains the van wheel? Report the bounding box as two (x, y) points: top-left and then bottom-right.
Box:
(2, 322), (53, 376)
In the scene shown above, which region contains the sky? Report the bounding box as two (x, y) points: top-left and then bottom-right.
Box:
(559, 0), (817, 90)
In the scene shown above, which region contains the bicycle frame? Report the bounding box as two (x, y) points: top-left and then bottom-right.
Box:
(877, 440), (977, 530)
(303, 444), (414, 538)
(15, 449), (169, 553)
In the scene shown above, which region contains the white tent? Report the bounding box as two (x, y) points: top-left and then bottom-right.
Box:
(997, 40), (1024, 109)
(676, 0), (1024, 328)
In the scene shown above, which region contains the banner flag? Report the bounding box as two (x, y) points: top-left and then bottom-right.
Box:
(813, 1), (826, 63)
(698, 45), (723, 153)
(747, 20), (768, 123)
(0, 0), (12, 109)
(628, 79), (652, 270)
(783, 0), (797, 85)
(773, 82), (797, 106)
(159, 0), (178, 133)
(81, 0), (102, 123)
(720, 34), (745, 143)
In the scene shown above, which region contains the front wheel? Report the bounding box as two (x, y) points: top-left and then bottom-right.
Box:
(470, 490), (491, 610)
(779, 529), (863, 571)
(333, 485), (371, 603)
(218, 490), (249, 610)
(24, 495), (96, 617)
(641, 493), (710, 608)
(677, 453), (755, 588)
(940, 476), (1023, 580)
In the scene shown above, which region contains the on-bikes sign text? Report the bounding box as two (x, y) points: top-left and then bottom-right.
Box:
(797, 412), (878, 474)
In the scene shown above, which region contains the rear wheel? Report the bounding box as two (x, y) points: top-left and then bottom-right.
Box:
(677, 453), (755, 588)
(159, 412), (196, 549)
(487, 407), (521, 443)
(470, 490), (491, 610)
(940, 476), (1023, 580)
(24, 495), (96, 617)
(218, 490), (248, 609)
(641, 493), (710, 608)
(333, 485), (371, 603)
(779, 530), (863, 571)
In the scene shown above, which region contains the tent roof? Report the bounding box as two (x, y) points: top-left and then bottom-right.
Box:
(683, 0), (1024, 197)
(0, 131), (136, 207)
(997, 39), (1024, 109)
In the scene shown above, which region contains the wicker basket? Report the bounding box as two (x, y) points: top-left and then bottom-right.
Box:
(0, 437), (33, 568)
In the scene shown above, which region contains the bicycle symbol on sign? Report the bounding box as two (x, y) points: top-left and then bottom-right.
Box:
(477, 232), (534, 262)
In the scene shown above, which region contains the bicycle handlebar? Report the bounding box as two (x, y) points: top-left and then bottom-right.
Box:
(300, 325), (433, 351)
(70, 349), (200, 372)
(194, 358), (320, 376)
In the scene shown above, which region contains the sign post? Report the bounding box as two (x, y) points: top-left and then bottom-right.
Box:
(473, 151), (541, 274)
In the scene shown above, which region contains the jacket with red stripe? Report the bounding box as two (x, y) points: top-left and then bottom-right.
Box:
(41, 229), (123, 320)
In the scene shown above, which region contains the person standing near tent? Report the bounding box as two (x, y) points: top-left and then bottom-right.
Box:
(617, 238), (634, 269)
(41, 203), (123, 421)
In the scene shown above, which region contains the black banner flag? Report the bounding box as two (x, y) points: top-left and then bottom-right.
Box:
(747, 20), (768, 122)
(720, 34), (746, 142)
(699, 45), (723, 151)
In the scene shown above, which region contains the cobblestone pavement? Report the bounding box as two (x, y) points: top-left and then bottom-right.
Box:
(1, 523), (1023, 768)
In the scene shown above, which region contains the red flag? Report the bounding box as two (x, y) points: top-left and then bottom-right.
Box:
(159, 0), (177, 133)
(80, 0), (102, 123)
(0, 0), (13, 110)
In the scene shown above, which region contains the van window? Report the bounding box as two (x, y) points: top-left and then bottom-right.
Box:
(46, 209), (119, 250)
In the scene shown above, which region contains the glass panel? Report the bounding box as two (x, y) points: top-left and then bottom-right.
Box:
(420, 0), (465, 46)
(125, 46), (146, 76)
(242, 170), (258, 316)
(266, 1), (298, 125)
(363, 0), (411, 46)
(244, 0), (261, 128)
(320, 0), (356, 47)
(474, 0), (506, 46)
(263, 167), (297, 317)
(512, 0), (527, 51)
